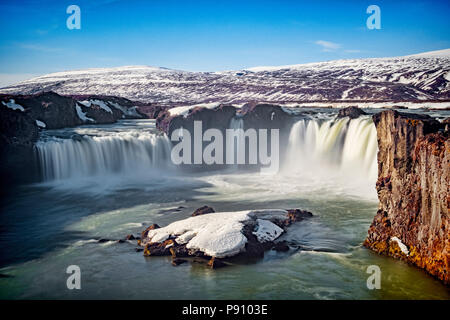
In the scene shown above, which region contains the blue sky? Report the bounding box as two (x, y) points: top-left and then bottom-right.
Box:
(0, 0), (449, 85)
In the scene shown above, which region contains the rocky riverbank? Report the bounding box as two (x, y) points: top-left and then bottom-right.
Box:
(364, 110), (449, 285)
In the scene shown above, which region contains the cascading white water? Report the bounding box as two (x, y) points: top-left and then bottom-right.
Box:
(284, 116), (378, 183)
(36, 132), (172, 181)
(229, 117), (244, 131)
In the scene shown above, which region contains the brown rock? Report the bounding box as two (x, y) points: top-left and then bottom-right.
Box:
(125, 234), (136, 240)
(207, 257), (226, 269)
(364, 110), (449, 285)
(192, 205), (215, 217)
(141, 223), (160, 239)
(143, 239), (175, 257)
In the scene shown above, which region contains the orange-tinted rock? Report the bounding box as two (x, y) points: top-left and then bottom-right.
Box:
(143, 239), (174, 257)
(284, 209), (313, 226)
(364, 110), (449, 285)
(141, 223), (160, 239)
(192, 205), (215, 217)
(207, 257), (226, 269)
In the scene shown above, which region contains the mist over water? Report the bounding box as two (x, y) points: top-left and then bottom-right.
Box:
(1, 117), (448, 300)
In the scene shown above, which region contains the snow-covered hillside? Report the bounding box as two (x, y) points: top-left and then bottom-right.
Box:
(1, 49), (449, 104)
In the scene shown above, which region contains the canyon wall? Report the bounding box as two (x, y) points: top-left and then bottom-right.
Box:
(364, 110), (449, 285)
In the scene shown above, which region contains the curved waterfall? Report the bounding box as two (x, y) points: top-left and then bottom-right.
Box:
(284, 116), (378, 182)
(36, 116), (378, 187)
(36, 132), (172, 181)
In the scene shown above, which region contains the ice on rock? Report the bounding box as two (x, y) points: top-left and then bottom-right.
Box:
(253, 219), (284, 243)
(2, 99), (24, 111)
(145, 210), (288, 258)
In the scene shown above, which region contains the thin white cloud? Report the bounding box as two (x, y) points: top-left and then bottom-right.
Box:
(315, 40), (341, 51)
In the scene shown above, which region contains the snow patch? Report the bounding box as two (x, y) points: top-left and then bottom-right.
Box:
(75, 104), (94, 122)
(252, 219), (284, 243)
(391, 237), (409, 256)
(79, 99), (113, 113)
(2, 99), (24, 111)
(35, 120), (46, 128)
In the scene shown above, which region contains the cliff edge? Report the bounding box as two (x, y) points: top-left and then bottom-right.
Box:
(364, 110), (449, 285)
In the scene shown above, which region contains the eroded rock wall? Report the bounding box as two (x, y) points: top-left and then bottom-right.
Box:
(364, 110), (449, 285)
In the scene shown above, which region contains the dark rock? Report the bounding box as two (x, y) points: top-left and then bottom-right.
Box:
(136, 105), (169, 119)
(241, 223), (265, 258)
(135, 248), (144, 252)
(172, 258), (188, 266)
(244, 241), (265, 258)
(283, 209), (313, 226)
(0, 104), (40, 187)
(169, 246), (189, 258)
(337, 106), (367, 119)
(117, 239), (125, 244)
(125, 234), (136, 240)
(98, 239), (111, 243)
(207, 257), (226, 269)
(192, 205), (215, 217)
(272, 241), (290, 252)
(193, 257), (208, 264)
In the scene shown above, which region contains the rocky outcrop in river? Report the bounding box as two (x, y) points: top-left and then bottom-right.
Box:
(364, 110), (449, 285)
(135, 207), (313, 268)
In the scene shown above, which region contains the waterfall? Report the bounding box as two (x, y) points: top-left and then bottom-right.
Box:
(36, 132), (172, 181)
(227, 116), (245, 166)
(284, 116), (378, 183)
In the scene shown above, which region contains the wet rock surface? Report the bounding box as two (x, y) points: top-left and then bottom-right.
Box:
(364, 110), (449, 285)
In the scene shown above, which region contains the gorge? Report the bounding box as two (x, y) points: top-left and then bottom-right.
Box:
(0, 93), (448, 298)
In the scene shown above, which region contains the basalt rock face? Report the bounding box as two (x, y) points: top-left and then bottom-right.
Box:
(0, 105), (40, 187)
(0, 92), (144, 130)
(1, 92), (83, 129)
(364, 110), (449, 285)
(156, 104), (238, 137)
(337, 106), (367, 119)
(155, 103), (296, 171)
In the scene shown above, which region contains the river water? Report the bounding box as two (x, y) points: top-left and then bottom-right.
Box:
(0, 116), (448, 299)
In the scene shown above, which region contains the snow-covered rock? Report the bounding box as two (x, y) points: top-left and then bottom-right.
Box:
(1, 49), (449, 103)
(75, 103), (94, 122)
(141, 209), (310, 259)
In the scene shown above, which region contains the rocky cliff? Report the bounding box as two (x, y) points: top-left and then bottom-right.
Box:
(364, 110), (449, 285)
(0, 92), (145, 187)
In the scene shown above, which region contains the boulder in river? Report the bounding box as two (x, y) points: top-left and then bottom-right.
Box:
(192, 205), (215, 217)
(337, 106), (367, 119)
(138, 209), (313, 268)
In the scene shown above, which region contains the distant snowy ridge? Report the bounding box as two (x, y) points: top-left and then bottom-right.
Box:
(1, 49), (449, 104)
